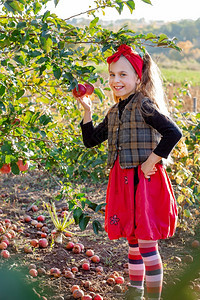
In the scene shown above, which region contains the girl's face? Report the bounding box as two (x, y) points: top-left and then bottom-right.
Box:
(108, 56), (140, 100)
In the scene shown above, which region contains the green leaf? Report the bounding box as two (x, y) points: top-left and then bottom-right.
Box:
(7, 1), (24, 12)
(141, 0), (152, 4)
(73, 207), (83, 224)
(79, 215), (91, 231)
(115, 0), (124, 14)
(54, 0), (60, 7)
(42, 10), (50, 22)
(39, 130), (46, 138)
(41, 37), (53, 53)
(94, 88), (105, 102)
(92, 220), (103, 235)
(158, 34), (168, 43)
(29, 50), (42, 58)
(17, 22), (26, 29)
(89, 17), (99, 28)
(0, 85), (6, 96)
(33, 1), (42, 14)
(16, 89), (25, 99)
(95, 203), (106, 212)
(126, 0), (135, 13)
(39, 115), (52, 125)
(86, 199), (97, 211)
(14, 55), (25, 66)
(1, 141), (12, 155)
(11, 162), (20, 175)
(53, 65), (62, 79)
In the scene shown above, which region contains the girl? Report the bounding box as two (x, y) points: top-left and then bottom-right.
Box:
(75, 44), (182, 300)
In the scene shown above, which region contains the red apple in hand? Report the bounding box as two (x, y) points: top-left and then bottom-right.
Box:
(84, 83), (94, 95)
(0, 164), (11, 174)
(17, 159), (29, 172)
(72, 84), (86, 98)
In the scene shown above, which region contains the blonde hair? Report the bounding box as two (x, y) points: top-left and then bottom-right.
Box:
(110, 52), (169, 116)
(138, 52), (169, 116)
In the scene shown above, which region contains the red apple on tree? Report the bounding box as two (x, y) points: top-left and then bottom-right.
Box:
(11, 118), (20, 125)
(17, 159), (29, 172)
(72, 84), (87, 98)
(84, 83), (94, 96)
(0, 164), (11, 174)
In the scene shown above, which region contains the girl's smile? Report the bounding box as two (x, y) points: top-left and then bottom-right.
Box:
(109, 56), (140, 100)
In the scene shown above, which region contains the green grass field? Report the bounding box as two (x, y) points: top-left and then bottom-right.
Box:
(161, 68), (200, 86)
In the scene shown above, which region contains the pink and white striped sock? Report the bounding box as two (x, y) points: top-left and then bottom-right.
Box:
(128, 238), (145, 289)
(138, 239), (163, 300)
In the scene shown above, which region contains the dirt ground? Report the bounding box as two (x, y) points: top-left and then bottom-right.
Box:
(0, 170), (200, 300)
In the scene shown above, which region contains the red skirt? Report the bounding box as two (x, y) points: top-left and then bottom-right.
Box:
(105, 156), (178, 240)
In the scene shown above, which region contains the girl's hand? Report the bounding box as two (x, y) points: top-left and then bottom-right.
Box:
(76, 95), (92, 112)
(141, 152), (162, 179)
(74, 95), (93, 124)
(141, 161), (157, 179)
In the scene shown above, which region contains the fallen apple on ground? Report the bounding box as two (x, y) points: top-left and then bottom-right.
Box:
(115, 276), (125, 284)
(71, 285), (80, 293)
(86, 249), (94, 257)
(29, 268), (38, 277)
(91, 255), (100, 263)
(38, 238), (48, 248)
(82, 262), (90, 271)
(72, 289), (84, 299)
(37, 215), (45, 222)
(66, 241), (75, 250)
(1, 249), (10, 258)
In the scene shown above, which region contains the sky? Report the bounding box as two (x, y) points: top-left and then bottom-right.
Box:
(46, 0), (200, 22)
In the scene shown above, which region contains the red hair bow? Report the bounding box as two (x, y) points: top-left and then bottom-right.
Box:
(107, 44), (143, 79)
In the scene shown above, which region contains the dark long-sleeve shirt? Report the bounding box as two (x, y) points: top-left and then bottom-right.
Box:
(80, 95), (182, 159)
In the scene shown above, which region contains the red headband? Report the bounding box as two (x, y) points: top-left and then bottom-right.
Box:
(107, 44), (143, 80)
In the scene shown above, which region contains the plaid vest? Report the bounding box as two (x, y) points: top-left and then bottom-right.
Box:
(107, 94), (161, 169)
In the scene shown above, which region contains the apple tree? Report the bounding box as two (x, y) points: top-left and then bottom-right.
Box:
(0, 0), (181, 232)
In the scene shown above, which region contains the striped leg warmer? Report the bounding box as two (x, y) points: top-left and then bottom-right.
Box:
(138, 239), (163, 300)
(128, 238), (145, 289)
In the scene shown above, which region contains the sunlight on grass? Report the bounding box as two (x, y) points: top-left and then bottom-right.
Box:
(161, 68), (200, 86)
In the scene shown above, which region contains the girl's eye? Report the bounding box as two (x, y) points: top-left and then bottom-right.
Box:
(121, 73), (126, 76)
(110, 74), (115, 77)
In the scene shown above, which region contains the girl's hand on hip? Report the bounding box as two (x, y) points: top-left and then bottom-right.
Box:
(141, 161), (157, 179)
(141, 152), (162, 179)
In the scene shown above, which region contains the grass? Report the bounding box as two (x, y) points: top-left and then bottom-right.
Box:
(161, 68), (200, 86)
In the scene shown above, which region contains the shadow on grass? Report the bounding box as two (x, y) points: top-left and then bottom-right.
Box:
(0, 267), (52, 300)
(162, 251), (200, 300)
